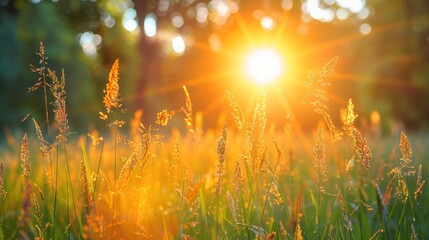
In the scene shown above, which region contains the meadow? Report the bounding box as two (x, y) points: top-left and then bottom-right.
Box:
(0, 43), (427, 239)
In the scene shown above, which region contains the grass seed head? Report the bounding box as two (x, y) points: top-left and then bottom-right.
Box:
(342, 99), (358, 136)
(216, 122), (228, 197)
(248, 88), (267, 175)
(304, 57), (342, 141)
(19, 133), (33, 229)
(217, 122), (228, 162)
(279, 221), (287, 239)
(32, 118), (51, 157)
(226, 191), (237, 224)
(233, 160), (244, 194)
(20, 133), (30, 181)
(313, 127), (327, 188)
(414, 179), (425, 202)
(400, 131), (412, 160)
(415, 164), (425, 201)
(103, 59), (121, 114)
(397, 174), (409, 203)
(28, 42), (47, 93)
(294, 223), (303, 240)
(226, 90), (245, 131)
(266, 232), (276, 240)
(156, 109), (175, 126)
(50, 69), (69, 142)
(352, 128), (372, 170)
(383, 175), (396, 206)
(328, 225), (335, 240)
(0, 161), (6, 199)
(182, 85), (194, 134)
(80, 158), (93, 211)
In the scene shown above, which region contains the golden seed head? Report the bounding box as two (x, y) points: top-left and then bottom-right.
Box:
(233, 161), (244, 194)
(216, 122), (228, 161)
(328, 225), (335, 240)
(226, 191), (237, 224)
(399, 131), (412, 161)
(397, 174), (409, 203)
(19, 133), (32, 229)
(294, 223), (303, 240)
(345, 99), (357, 125)
(79, 159), (93, 208)
(313, 127), (328, 195)
(342, 99), (358, 136)
(352, 128), (372, 170)
(215, 122), (228, 197)
(0, 161), (6, 199)
(226, 90), (245, 131)
(20, 133), (30, 181)
(414, 164), (425, 200)
(103, 59), (121, 113)
(266, 232), (276, 240)
(182, 85), (194, 134)
(414, 179), (425, 201)
(51, 69), (69, 142)
(156, 110), (175, 126)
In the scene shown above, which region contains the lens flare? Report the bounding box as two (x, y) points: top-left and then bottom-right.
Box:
(244, 48), (283, 85)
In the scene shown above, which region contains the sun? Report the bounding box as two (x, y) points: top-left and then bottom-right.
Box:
(244, 48), (283, 85)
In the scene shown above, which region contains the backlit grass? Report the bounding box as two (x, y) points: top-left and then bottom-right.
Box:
(0, 43), (427, 239)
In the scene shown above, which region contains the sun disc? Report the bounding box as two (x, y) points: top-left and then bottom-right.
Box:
(244, 48), (283, 85)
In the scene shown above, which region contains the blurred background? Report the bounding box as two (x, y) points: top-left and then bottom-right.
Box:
(1, 0), (429, 138)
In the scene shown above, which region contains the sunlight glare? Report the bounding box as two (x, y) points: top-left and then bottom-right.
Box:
(244, 48), (283, 85)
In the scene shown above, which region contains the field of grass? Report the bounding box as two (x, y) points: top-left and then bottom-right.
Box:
(0, 43), (427, 239)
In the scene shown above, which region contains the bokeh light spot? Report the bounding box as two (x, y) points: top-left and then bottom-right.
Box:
(260, 16), (276, 30)
(336, 8), (350, 20)
(172, 35), (186, 55)
(171, 13), (184, 28)
(123, 19), (138, 32)
(281, 0), (293, 10)
(336, 0), (366, 13)
(359, 23), (371, 35)
(144, 13), (157, 37)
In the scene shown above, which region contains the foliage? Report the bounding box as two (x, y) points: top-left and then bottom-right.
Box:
(0, 1), (140, 132)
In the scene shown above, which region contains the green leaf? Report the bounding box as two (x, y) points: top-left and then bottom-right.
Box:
(310, 190), (319, 213)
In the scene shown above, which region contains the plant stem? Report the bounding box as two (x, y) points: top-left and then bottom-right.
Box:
(259, 148), (281, 228)
(111, 127), (118, 239)
(53, 145), (59, 239)
(40, 47), (54, 239)
(63, 142), (79, 238)
(317, 168), (321, 240)
(93, 123), (107, 202)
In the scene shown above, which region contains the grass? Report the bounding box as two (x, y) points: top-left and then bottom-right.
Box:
(0, 43), (428, 239)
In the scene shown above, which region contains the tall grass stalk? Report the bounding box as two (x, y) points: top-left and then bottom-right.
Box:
(111, 127), (118, 238)
(92, 124), (106, 203)
(259, 137), (282, 228)
(0, 161), (5, 235)
(29, 42), (54, 237)
(53, 145), (59, 239)
(215, 122), (227, 238)
(312, 127), (326, 240)
(3, 49), (427, 239)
